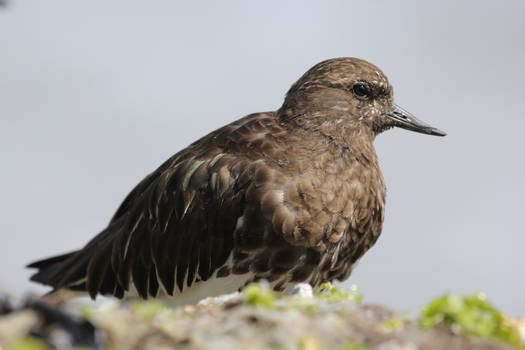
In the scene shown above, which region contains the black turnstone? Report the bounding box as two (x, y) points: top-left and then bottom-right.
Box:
(28, 57), (446, 304)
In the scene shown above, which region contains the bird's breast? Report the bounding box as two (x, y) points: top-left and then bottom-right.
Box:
(275, 149), (386, 249)
(229, 146), (387, 289)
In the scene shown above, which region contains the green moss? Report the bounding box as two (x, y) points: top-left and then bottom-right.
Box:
(420, 292), (523, 349)
(243, 283), (276, 308)
(6, 337), (50, 350)
(316, 283), (363, 302)
(131, 299), (167, 321)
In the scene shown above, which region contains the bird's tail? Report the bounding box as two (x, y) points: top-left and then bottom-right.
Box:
(27, 250), (90, 292)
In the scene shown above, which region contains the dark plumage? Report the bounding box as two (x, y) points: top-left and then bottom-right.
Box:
(28, 58), (445, 303)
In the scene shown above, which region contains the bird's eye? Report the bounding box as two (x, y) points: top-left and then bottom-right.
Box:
(351, 83), (371, 100)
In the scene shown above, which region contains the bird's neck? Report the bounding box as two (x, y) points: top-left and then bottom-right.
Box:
(275, 109), (380, 176)
(277, 107), (376, 153)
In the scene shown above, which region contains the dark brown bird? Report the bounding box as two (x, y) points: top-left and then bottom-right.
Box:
(28, 58), (445, 304)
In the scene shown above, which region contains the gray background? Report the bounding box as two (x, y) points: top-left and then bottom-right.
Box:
(1, 1), (524, 315)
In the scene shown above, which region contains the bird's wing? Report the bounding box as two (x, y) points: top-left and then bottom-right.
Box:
(87, 114), (288, 299)
(29, 112), (294, 299)
(111, 153), (256, 298)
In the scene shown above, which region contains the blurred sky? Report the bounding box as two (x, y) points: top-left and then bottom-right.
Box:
(1, 1), (524, 315)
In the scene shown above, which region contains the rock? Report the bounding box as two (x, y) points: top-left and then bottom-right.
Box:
(0, 287), (520, 350)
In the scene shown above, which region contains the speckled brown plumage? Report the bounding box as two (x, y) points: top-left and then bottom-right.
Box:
(28, 58), (445, 302)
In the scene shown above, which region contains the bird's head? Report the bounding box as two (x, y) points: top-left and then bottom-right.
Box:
(280, 57), (446, 139)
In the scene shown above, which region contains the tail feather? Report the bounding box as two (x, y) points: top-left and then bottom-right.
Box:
(28, 250), (85, 288)
(27, 251), (78, 269)
(27, 223), (125, 299)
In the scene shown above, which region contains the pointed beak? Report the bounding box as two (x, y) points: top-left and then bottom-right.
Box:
(385, 104), (446, 136)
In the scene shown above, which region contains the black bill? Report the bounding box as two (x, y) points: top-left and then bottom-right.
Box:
(385, 104), (446, 137)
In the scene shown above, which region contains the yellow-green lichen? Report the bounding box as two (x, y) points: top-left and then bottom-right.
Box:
(333, 342), (368, 350)
(286, 296), (318, 312)
(420, 292), (523, 349)
(285, 289), (319, 312)
(78, 303), (92, 320)
(5, 337), (51, 350)
(130, 299), (167, 321)
(299, 336), (323, 350)
(379, 317), (404, 332)
(316, 283), (362, 302)
(243, 283), (276, 308)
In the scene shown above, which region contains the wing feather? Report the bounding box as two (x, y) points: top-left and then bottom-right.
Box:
(31, 112), (365, 298)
